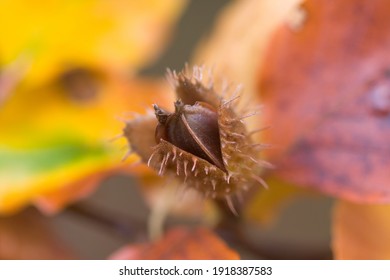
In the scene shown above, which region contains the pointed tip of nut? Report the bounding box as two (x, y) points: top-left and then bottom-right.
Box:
(174, 99), (184, 112)
(153, 104), (169, 124)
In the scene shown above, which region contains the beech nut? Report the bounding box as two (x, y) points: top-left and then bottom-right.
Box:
(154, 100), (226, 172)
(123, 65), (271, 214)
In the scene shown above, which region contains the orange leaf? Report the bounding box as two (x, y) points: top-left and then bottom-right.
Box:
(260, 0), (390, 202)
(109, 227), (239, 260)
(332, 201), (390, 259)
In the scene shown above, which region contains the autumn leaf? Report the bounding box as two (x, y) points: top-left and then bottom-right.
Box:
(259, 0), (390, 203)
(0, 0), (187, 215)
(0, 0), (187, 87)
(332, 201), (390, 259)
(253, 0), (390, 260)
(109, 227), (239, 260)
(0, 77), (172, 215)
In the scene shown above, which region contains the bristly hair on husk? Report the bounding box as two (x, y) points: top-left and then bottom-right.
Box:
(122, 65), (272, 215)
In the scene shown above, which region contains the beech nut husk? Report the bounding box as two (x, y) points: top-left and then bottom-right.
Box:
(123, 65), (271, 212)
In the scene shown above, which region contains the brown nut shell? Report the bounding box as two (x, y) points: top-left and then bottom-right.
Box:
(123, 65), (271, 213)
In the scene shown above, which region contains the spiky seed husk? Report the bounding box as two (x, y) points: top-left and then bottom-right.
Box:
(123, 65), (270, 211)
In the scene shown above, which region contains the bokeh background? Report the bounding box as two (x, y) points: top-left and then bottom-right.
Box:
(0, 0), (336, 259)
(51, 0), (331, 259)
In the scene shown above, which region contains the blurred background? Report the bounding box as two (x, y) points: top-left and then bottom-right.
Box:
(55, 0), (332, 259)
(0, 0), (333, 259)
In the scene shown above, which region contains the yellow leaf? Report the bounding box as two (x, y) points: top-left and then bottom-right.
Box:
(0, 0), (186, 215)
(332, 201), (390, 259)
(0, 77), (172, 215)
(0, 0), (187, 86)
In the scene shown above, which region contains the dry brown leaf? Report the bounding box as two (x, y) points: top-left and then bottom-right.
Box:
(332, 201), (390, 259)
(109, 227), (239, 260)
(260, 0), (390, 202)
